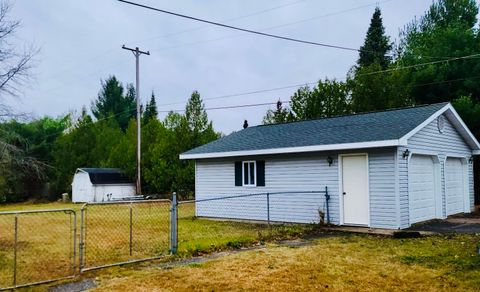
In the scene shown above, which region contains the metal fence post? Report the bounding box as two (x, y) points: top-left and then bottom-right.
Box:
(324, 186), (330, 224)
(79, 206), (86, 271)
(13, 215), (18, 288)
(170, 192), (178, 254)
(266, 192), (270, 225)
(129, 203), (133, 256)
(72, 211), (77, 275)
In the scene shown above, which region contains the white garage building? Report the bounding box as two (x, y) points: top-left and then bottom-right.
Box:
(180, 102), (480, 229)
(72, 168), (136, 203)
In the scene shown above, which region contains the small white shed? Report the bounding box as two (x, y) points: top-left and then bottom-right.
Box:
(72, 168), (136, 203)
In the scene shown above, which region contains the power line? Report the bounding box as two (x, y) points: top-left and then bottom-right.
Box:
(158, 101), (284, 113)
(140, 0), (393, 52)
(156, 53), (480, 108)
(129, 0), (307, 46)
(38, 1), (306, 93)
(36, 0), (406, 98)
(118, 0), (377, 54)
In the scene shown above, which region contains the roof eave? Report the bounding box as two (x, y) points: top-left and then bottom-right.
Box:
(179, 139), (401, 160)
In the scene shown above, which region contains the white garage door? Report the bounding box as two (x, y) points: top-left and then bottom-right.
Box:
(409, 155), (437, 224)
(445, 158), (465, 216)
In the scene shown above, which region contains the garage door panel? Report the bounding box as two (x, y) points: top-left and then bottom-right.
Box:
(410, 155), (437, 224)
(445, 158), (464, 216)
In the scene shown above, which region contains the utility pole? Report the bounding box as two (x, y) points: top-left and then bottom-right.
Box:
(122, 45), (150, 195)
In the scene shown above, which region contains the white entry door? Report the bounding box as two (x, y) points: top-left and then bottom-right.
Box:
(409, 155), (436, 224)
(445, 158), (465, 216)
(342, 154), (369, 226)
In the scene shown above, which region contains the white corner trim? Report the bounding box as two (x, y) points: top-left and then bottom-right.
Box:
(400, 103), (480, 150)
(179, 139), (401, 160)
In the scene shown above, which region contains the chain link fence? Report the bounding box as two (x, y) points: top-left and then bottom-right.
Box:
(0, 209), (76, 290)
(79, 199), (171, 272)
(0, 189), (329, 289)
(174, 189), (330, 255)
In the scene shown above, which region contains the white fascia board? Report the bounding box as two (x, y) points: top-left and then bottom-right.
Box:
(445, 103), (480, 149)
(473, 150), (480, 155)
(179, 139), (400, 160)
(399, 103), (480, 150)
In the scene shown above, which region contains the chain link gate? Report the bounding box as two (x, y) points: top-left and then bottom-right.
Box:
(0, 209), (77, 290)
(79, 199), (171, 272)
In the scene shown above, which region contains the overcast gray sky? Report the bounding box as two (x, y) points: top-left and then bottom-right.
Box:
(9, 0), (432, 134)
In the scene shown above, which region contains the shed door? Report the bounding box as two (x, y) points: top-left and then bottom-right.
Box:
(342, 154), (369, 226)
(445, 158), (464, 216)
(409, 155), (436, 224)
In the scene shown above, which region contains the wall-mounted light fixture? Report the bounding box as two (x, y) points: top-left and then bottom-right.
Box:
(402, 149), (410, 159)
(327, 156), (333, 166)
(469, 156), (474, 164)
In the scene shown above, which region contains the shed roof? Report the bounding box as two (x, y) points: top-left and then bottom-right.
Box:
(77, 168), (134, 185)
(180, 102), (480, 159)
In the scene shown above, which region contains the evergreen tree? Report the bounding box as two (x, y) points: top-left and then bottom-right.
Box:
(91, 76), (136, 131)
(351, 7), (399, 112)
(358, 7), (392, 69)
(185, 91), (208, 133)
(143, 92), (158, 123)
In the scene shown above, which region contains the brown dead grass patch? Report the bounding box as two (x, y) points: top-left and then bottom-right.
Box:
(93, 234), (480, 291)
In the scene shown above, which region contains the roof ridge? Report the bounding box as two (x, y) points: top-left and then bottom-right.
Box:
(252, 102), (450, 129)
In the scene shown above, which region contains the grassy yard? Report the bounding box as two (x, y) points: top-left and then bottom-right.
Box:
(0, 201), (311, 289)
(91, 233), (480, 291)
(2, 202), (480, 291)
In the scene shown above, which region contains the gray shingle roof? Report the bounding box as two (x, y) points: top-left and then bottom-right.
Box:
(78, 168), (134, 185)
(182, 102), (449, 157)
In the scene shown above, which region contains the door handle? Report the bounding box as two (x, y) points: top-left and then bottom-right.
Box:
(343, 192), (346, 195)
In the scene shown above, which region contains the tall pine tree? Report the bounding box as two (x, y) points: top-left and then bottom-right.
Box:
(350, 7), (405, 113)
(358, 7), (392, 69)
(91, 76), (136, 131)
(143, 92), (158, 123)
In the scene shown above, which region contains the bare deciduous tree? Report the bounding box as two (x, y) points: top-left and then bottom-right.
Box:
(0, 1), (41, 200)
(0, 1), (36, 98)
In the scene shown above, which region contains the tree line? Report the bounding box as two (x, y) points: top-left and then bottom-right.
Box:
(0, 76), (219, 202)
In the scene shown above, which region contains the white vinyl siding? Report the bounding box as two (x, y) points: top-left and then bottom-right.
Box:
(195, 149), (397, 228)
(368, 151), (397, 228)
(195, 155), (338, 224)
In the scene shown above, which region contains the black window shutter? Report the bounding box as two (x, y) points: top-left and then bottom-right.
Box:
(234, 161), (242, 186)
(257, 161), (265, 186)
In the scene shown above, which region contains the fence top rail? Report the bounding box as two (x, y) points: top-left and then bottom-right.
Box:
(82, 198), (171, 207)
(178, 190), (327, 205)
(0, 208), (76, 216)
